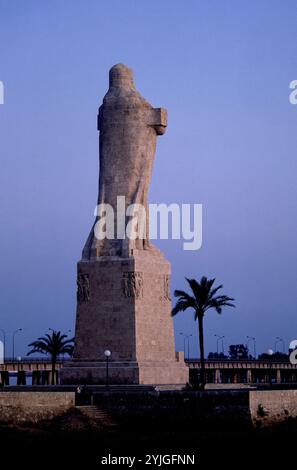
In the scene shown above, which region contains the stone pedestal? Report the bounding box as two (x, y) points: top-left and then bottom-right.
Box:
(61, 250), (188, 385)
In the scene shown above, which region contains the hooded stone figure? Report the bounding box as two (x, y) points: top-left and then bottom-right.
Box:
(83, 64), (167, 259)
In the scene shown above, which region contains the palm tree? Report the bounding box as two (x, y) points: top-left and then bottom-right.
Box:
(172, 276), (235, 389)
(27, 330), (74, 385)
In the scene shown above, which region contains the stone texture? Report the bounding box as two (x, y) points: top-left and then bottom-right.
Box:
(249, 390), (297, 426)
(61, 64), (188, 385)
(0, 392), (75, 423)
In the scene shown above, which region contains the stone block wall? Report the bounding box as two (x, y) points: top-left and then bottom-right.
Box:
(0, 391), (75, 423)
(249, 390), (297, 425)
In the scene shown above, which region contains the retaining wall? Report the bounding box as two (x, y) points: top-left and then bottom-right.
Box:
(0, 391), (75, 422)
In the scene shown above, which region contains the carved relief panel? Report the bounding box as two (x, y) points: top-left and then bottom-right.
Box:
(77, 273), (90, 302)
(159, 274), (171, 301)
(122, 271), (143, 298)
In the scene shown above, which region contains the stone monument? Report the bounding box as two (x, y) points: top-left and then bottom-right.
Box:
(61, 64), (188, 384)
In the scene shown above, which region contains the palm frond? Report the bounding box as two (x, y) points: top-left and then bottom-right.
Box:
(174, 276), (235, 318)
(209, 284), (223, 299)
(172, 299), (194, 317)
(185, 277), (200, 295)
(174, 289), (190, 298)
(27, 330), (74, 360)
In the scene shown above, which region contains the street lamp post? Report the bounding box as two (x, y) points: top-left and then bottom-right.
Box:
(0, 328), (6, 361)
(186, 334), (192, 359)
(179, 333), (192, 359)
(16, 356), (23, 386)
(12, 328), (22, 361)
(214, 335), (225, 355)
(221, 336), (225, 355)
(275, 337), (285, 354)
(246, 336), (256, 359)
(180, 333), (186, 358)
(267, 348), (274, 386)
(104, 349), (111, 391)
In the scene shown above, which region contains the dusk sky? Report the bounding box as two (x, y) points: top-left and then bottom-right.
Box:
(0, 0), (296, 358)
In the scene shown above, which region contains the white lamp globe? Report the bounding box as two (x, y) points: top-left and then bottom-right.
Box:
(267, 349), (274, 356)
(104, 350), (111, 357)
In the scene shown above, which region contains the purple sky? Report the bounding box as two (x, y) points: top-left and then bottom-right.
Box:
(0, 0), (296, 358)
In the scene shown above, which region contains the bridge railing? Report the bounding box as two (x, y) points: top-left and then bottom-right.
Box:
(2, 357), (71, 363)
(186, 358), (292, 364)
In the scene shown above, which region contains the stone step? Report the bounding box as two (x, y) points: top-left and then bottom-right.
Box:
(76, 405), (118, 428)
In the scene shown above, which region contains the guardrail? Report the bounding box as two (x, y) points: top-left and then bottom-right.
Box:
(1, 357), (71, 363)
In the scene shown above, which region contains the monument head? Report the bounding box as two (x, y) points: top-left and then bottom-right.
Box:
(109, 63), (134, 89)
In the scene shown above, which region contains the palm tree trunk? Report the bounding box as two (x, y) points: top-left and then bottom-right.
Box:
(51, 358), (56, 385)
(198, 314), (205, 390)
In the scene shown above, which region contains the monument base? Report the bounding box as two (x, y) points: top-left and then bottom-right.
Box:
(60, 357), (188, 385)
(62, 250), (188, 386)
